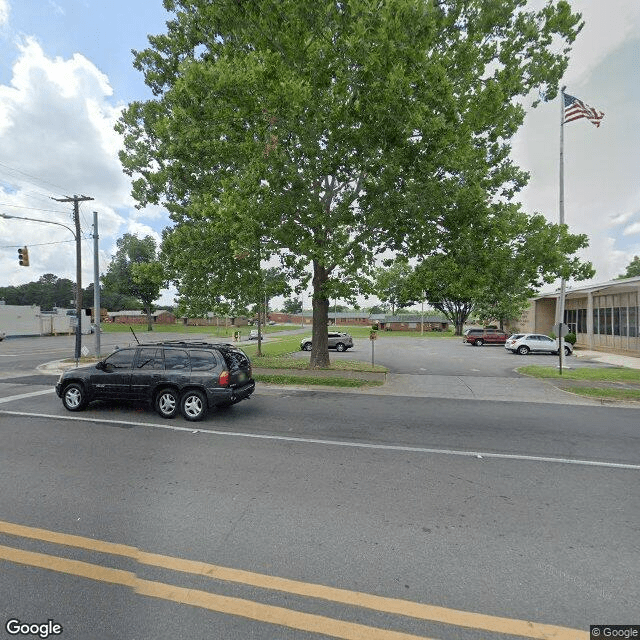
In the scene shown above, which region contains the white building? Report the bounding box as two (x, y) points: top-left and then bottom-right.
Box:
(521, 276), (640, 354)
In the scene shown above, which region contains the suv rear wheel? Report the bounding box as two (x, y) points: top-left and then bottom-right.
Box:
(517, 345), (530, 355)
(155, 388), (179, 419)
(181, 389), (208, 421)
(302, 342), (312, 351)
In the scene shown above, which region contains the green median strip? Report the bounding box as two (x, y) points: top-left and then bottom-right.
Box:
(254, 374), (382, 388)
(517, 365), (640, 383)
(562, 387), (640, 401)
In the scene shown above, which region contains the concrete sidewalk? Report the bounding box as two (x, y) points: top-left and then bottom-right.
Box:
(573, 348), (640, 369)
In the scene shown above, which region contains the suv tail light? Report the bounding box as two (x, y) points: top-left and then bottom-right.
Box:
(219, 370), (230, 386)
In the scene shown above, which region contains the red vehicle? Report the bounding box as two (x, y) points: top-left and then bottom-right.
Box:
(463, 328), (510, 346)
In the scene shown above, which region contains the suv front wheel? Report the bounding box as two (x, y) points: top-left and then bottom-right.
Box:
(181, 389), (208, 421)
(302, 342), (312, 351)
(155, 388), (179, 419)
(62, 383), (87, 411)
(474, 338), (484, 346)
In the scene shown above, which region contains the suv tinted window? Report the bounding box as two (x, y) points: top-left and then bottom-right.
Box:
(190, 350), (217, 371)
(136, 348), (164, 370)
(164, 349), (189, 370)
(104, 349), (136, 369)
(222, 349), (251, 371)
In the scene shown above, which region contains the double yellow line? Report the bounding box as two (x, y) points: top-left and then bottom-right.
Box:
(0, 520), (587, 640)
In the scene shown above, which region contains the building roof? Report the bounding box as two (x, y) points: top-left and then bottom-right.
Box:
(379, 315), (448, 323)
(534, 275), (640, 300)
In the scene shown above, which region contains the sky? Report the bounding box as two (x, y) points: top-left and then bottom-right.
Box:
(0, 0), (638, 309)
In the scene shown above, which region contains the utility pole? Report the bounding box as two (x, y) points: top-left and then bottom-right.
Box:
(52, 195), (94, 360)
(92, 211), (101, 358)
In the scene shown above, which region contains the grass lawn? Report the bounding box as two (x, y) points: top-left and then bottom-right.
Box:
(517, 365), (640, 382)
(99, 323), (283, 337)
(253, 374), (383, 388)
(564, 387), (640, 401)
(518, 364), (640, 401)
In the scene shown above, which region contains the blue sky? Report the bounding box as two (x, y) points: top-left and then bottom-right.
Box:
(0, 0), (639, 308)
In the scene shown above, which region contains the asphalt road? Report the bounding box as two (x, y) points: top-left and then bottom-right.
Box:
(0, 335), (638, 639)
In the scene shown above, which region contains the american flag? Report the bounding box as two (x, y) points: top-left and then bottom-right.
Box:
(564, 93), (604, 127)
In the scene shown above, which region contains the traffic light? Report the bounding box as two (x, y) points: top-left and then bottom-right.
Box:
(18, 246), (29, 267)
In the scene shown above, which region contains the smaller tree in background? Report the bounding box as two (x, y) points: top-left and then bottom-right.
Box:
(282, 298), (303, 315)
(373, 261), (415, 316)
(617, 256), (640, 279)
(102, 234), (166, 331)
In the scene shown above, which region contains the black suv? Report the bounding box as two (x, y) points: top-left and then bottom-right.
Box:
(55, 341), (255, 422)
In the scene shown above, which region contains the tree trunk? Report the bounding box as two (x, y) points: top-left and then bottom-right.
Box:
(146, 306), (153, 331)
(310, 260), (330, 368)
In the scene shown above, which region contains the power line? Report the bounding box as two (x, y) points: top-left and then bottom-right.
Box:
(0, 161), (71, 195)
(0, 201), (69, 214)
(0, 240), (76, 249)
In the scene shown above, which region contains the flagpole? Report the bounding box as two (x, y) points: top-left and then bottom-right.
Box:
(558, 85), (567, 373)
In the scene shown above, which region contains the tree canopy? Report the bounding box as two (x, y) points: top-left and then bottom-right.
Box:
(373, 261), (415, 315)
(407, 204), (594, 334)
(102, 234), (166, 330)
(117, 0), (584, 366)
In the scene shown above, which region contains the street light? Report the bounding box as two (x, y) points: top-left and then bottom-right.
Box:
(0, 212), (81, 358)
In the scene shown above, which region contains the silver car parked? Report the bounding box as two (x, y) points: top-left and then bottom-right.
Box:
(505, 333), (573, 356)
(300, 332), (354, 352)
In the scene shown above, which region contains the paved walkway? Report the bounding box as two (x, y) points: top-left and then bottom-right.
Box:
(574, 348), (640, 369)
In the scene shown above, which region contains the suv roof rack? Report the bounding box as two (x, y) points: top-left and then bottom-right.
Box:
(138, 340), (238, 348)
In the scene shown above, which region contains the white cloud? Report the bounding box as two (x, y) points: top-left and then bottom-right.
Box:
(565, 0), (640, 85)
(609, 211), (635, 226)
(0, 0), (9, 28)
(47, 0), (64, 16)
(125, 221), (162, 245)
(623, 222), (640, 237)
(0, 37), (166, 289)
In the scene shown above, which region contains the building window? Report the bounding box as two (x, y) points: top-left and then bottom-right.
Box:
(620, 308), (628, 337)
(564, 309), (577, 334)
(577, 308), (587, 334)
(630, 306), (638, 338)
(604, 308), (612, 335)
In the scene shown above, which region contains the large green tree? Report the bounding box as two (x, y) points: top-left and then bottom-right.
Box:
(117, 0), (583, 366)
(408, 204), (594, 334)
(102, 234), (167, 331)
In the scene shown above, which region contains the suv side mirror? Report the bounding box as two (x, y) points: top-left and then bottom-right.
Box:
(96, 361), (105, 371)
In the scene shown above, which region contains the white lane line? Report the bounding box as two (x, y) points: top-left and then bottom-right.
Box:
(0, 390), (55, 404)
(1, 409), (639, 471)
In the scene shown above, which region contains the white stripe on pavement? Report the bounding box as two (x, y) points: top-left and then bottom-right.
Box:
(1, 409), (639, 471)
(0, 389), (55, 403)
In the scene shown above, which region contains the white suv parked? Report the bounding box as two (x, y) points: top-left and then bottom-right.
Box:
(505, 333), (573, 356)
